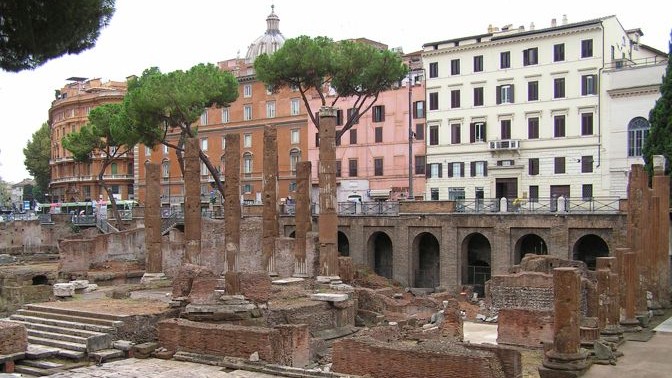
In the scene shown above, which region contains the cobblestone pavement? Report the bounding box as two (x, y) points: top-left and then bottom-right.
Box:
(48, 358), (283, 378)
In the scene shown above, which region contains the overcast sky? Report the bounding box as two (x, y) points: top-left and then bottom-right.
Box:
(0, 0), (669, 183)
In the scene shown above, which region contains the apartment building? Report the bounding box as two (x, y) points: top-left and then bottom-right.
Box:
(422, 15), (666, 203)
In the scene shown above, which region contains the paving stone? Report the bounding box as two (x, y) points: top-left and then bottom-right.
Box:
(25, 344), (59, 359)
(271, 277), (304, 285)
(310, 293), (348, 302)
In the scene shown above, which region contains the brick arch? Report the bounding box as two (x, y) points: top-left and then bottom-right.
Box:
(513, 233), (549, 265)
(366, 230), (394, 279)
(338, 230), (350, 257)
(572, 234), (609, 270)
(460, 232), (492, 297)
(411, 231), (441, 288)
(567, 229), (613, 261)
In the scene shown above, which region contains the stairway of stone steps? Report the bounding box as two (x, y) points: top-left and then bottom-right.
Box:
(5, 304), (127, 376)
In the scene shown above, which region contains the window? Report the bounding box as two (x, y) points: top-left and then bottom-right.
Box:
(451, 59), (460, 75)
(266, 101), (276, 118)
(529, 185), (539, 202)
(374, 126), (383, 143)
(529, 158), (539, 175)
(474, 87), (484, 106)
(290, 98), (300, 116)
(266, 85), (273, 95)
(497, 160), (514, 166)
(415, 155), (426, 175)
(448, 162), (464, 177)
(242, 184), (252, 194)
(243, 84), (252, 98)
(581, 155), (594, 173)
(448, 187), (465, 201)
(470, 122), (486, 143)
(553, 78), (565, 98)
(289, 182), (297, 192)
(221, 136), (226, 149)
(471, 161), (487, 177)
(413, 101), (425, 118)
(243, 133), (252, 148)
(473, 55), (483, 72)
(582, 184), (593, 200)
(429, 163), (442, 178)
(243, 105), (252, 120)
(451, 124), (461, 144)
(336, 109), (343, 125)
(523, 47), (538, 66)
(429, 92), (439, 110)
(372, 105), (385, 122)
(497, 85), (514, 104)
(429, 125), (439, 145)
(628, 117), (650, 157)
(500, 51), (511, 68)
(581, 75), (597, 95)
(347, 108), (359, 124)
(415, 124), (424, 140)
(291, 129), (300, 144)
(315, 133), (319, 147)
(374, 158), (384, 176)
(528, 81), (538, 101)
(290, 149), (301, 175)
(243, 153), (253, 175)
(350, 129), (357, 144)
(162, 161), (170, 178)
(500, 120), (511, 140)
(554, 157), (565, 174)
(200, 137), (208, 151)
(111, 185), (119, 195)
(528, 117), (539, 139)
(200, 111), (208, 125)
(429, 62), (439, 78)
(581, 113), (594, 135)
(553, 43), (565, 62)
(221, 108), (229, 123)
(348, 159), (358, 177)
(431, 188), (439, 200)
(200, 161), (208, 176)
(336, 130), (342, 146)
(145, 146), (152, 156)
(83, 185), (91, 199)
(451, 89), (461, 108)
(554, 115), (566, 137)
(581, 39), (593, 58)
(111, 163), (118, 175)
(335, 161), (341, 177)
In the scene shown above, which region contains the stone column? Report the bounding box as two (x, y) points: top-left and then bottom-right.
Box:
(614, 247), (630, 311)
(627, 164), (649, 313)
(596, 257), (623, 343)
(224, 134), (241, 273)
(540, 267), (589, 376)
(620, 251), (641, 332)
(262, 125), (279, 275)
(317, 106), (339, 277)
(144, 163), (163, 274)
(652, 155), (670, 308)
(294, 161), (312, 277)
(183, 138), (201, 265)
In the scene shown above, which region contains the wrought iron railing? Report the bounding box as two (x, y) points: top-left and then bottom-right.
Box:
(455, 197), (621, 214)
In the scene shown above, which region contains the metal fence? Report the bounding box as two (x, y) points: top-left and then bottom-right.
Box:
(455, 197), (621, 214)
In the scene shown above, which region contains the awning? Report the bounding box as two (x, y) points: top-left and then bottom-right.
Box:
(369, 189), (391, 199)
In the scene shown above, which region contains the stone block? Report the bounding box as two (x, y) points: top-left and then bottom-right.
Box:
(0, 321), (27, 355)
(311, 293), (349, 302)
(82, 284), (99, 293)
(69, 280), (89, 289)
(53, 283), (74, 297)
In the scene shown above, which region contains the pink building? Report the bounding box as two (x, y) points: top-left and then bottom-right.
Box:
(307, 49), (426, 202)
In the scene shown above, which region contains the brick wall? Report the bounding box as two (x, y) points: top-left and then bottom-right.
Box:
(486, 272), (554, 312)
(0, 321), (27, 355)
(158, 318), (309, 367)
(332, 337), (510, 378)
(497, 308), (553, 348)
(399, 200), (456, 213)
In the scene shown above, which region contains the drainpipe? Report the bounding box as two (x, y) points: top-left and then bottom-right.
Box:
(597, 21), (605, 168)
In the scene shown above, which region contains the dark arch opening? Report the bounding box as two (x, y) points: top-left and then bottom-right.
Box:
(288, 231), (296, 238)
(515, 234), (548, 264)
(338, 231), (350, 257)
(413, 232), (440, 288)
(573, 234), (609, 270)
(32, 275), (48, 285)
(461, 233), (491, 297)
(368, 232), (393, 279)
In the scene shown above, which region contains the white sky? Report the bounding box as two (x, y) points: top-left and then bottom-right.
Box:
(0, 0), (669, 183)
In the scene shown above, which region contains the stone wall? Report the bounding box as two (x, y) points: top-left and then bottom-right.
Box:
(0, 220), (57, 257)
(332, 337), (518, 378)
(0, 320), (27, 355)
(266, 299), (356, 333)
(59, 228), (145, 275)
(158, 318), (309, 367)
(486, 272), (554, 312)
(497, 308), (553, 348)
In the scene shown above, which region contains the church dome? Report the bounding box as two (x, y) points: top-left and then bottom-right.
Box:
(245, 5), (285, 63)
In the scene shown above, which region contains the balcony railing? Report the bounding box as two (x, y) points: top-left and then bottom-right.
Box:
(454, 197), (622, 214)
(489, 139), (520, 151)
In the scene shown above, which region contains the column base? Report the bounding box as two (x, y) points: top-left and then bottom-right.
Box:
(543, 349), (590, 372)
(620, 318), (642, 333)
(141, 272), (167, 284)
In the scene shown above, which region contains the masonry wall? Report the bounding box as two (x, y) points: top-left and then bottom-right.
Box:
(157, 318), (309, 367)
(59, 228), (145, 274)
(497, 308), (553, 348)
(0, 220), (57, 256)
(332, 337), (512, 378)
(0, 320), (27, 355)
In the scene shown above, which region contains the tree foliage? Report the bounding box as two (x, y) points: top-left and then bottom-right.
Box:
(125, 63), (239, 198)
(255, 36), (407, 137)
(0, 0), (116, 72)
(62, 103), (139, 228)
(643, 31), (672, 174)
(23, 123), (51, 199)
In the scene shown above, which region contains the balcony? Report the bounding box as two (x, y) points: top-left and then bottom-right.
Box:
(489, 139), (520, 151)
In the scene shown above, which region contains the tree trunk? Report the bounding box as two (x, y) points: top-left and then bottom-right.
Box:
(97, 159), (123, 230)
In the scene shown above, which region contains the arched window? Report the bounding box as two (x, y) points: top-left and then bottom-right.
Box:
(243, 152), (253, 176)
(628, 117), (650, 157)
(111, 162), (118, 175)
(290, 148), (301, 175)
(161, 160), (170, 179)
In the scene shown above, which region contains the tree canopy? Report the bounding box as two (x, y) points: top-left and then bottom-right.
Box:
(254, 36), (407, 137)
(643, 31), (672, 174)
(23, 123), (51, 199)
(125, 63), (239, 197)
(0, 0), (116, 72)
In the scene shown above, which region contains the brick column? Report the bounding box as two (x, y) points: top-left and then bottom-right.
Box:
(183, 138), (201, 265)
(294, 161), (312, 277)
(596, 257), (623, 344)
(318, 106), (339, 277)
(540, 267), (589, 376)
(145, 162), (162, 273)
(620, 252), (641, 332)
(262, 125), (278, 274)
(652, 155), (670, 308)
(626, 164), (649, 313)
(224, 134), (241, 273)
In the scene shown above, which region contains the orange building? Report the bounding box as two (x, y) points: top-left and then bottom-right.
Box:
(48, 78), (131, 203)
(134, 7), (308, 207)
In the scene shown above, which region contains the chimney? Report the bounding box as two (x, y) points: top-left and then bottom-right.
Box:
(551, 18), (557, 27)
(530, 22), (535, 30)
(562, 14), (568, 25)
(488, 24), (494, 33)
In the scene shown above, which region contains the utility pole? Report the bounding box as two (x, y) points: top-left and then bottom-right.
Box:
(408, 69), (414, 200)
